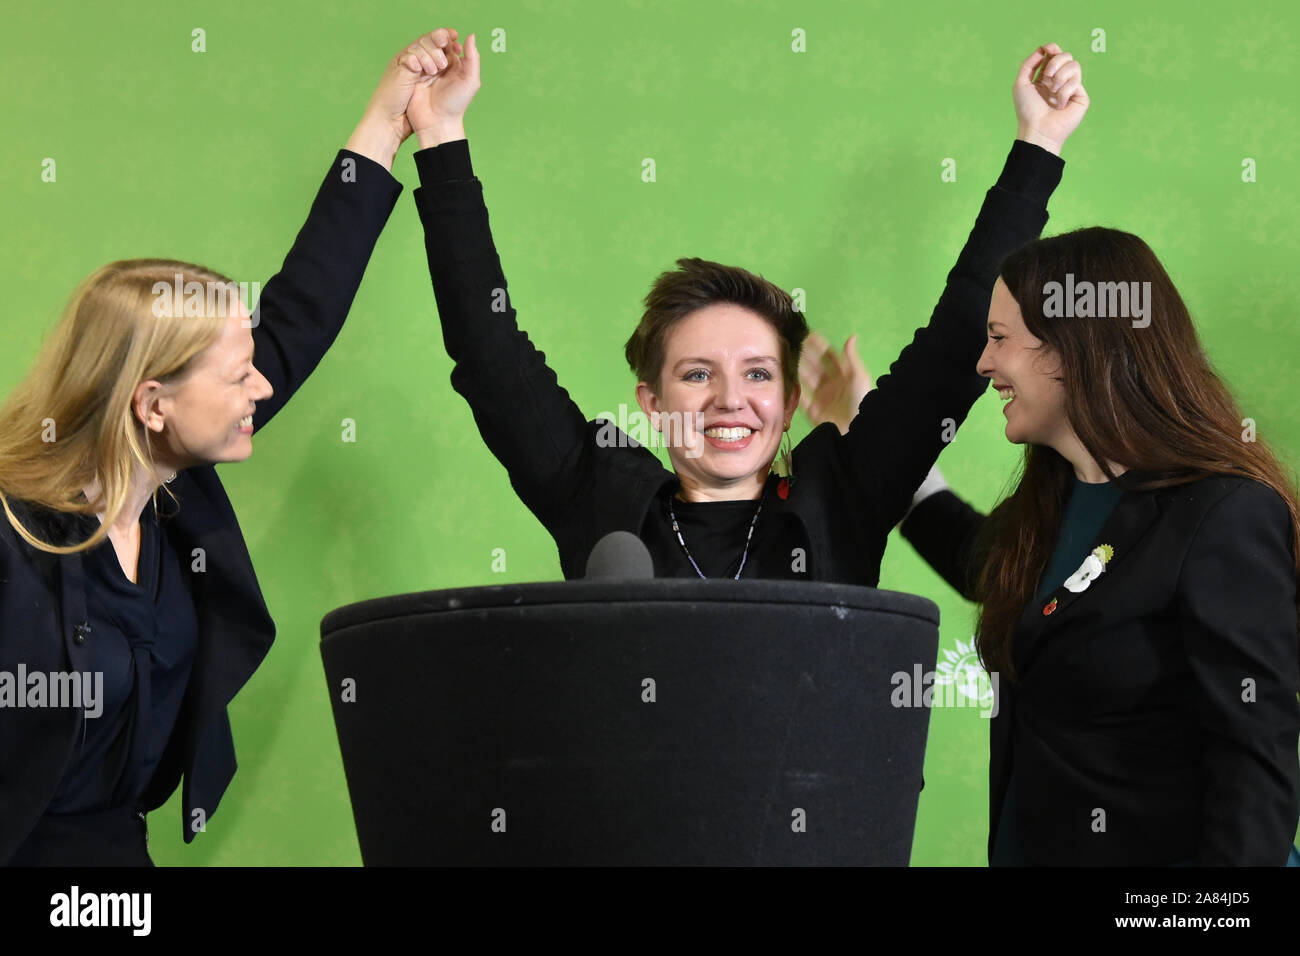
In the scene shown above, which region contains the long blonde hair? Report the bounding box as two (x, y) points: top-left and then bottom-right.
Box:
(0, 259), (236, 554)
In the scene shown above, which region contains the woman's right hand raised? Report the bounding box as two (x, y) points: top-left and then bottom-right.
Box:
(408, 30), (481, 148)
(1013, 42), (1088, 156)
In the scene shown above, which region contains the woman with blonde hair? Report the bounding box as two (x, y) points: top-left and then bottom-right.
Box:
(0, 29), (463, 866)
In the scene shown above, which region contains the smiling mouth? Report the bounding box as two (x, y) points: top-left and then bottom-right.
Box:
(239, 414), (253, 429)
(703, 426), (754, 442)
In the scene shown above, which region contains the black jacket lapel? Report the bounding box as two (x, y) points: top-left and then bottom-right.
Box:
(1012, 490), (1162, 674)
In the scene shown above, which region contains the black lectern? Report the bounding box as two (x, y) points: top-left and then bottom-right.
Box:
(320, 579), (939, 865)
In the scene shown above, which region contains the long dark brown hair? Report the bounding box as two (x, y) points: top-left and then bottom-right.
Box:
(975, 227), (1300, 681)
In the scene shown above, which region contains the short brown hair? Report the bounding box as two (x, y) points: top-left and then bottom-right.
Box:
(624, 257), (808, 395)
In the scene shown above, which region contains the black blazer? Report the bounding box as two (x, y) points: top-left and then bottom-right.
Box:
(901, 475), (1300, 864)
(0, 150), (401, 862)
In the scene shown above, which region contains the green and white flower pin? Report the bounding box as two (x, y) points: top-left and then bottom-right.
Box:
(1063, 544), (1114, 594)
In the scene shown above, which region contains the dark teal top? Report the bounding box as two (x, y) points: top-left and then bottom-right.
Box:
(992, 474), (1124, 866)
(1033, 477), (1125, 604)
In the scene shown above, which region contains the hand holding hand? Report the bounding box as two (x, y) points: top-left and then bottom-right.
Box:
(408, 31), (481, 148)
(346, 29), (467, 169)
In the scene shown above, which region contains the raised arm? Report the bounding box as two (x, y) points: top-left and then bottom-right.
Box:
(407, 34), (618, 530)
(248, 32), (465, 429)
(834, 44), (1084, 531)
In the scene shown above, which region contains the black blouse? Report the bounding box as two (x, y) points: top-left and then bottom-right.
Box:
(641, 477), (811, 580)
(46, 501), (198, 813)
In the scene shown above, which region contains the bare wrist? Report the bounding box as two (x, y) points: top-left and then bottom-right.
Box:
(1016, 126), (1063, 157)
(345, 115), (401, 171)
(415, 121), (467, 150)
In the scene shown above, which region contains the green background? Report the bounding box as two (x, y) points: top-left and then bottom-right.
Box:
(3, 0), (1297, 864)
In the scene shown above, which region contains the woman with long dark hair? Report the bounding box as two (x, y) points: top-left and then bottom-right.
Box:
(803, 227), (1300, 865)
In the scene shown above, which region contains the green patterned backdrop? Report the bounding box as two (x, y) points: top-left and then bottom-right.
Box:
(3, 0), (1297, 864)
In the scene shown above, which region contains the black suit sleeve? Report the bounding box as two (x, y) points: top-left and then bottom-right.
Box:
(899, 489), (988, 602)
(836, 141), (1063, 532)
(1177, 481), (1300, 864)
(250, 150), (403, 431)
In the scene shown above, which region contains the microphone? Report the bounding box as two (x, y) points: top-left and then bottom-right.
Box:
(585, 531), (655, 579)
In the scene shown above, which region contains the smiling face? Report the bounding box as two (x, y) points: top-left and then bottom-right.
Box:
(977, 278), (1071, 448)
(635, 303), (800, 501)
(136, 303), (273, 471)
